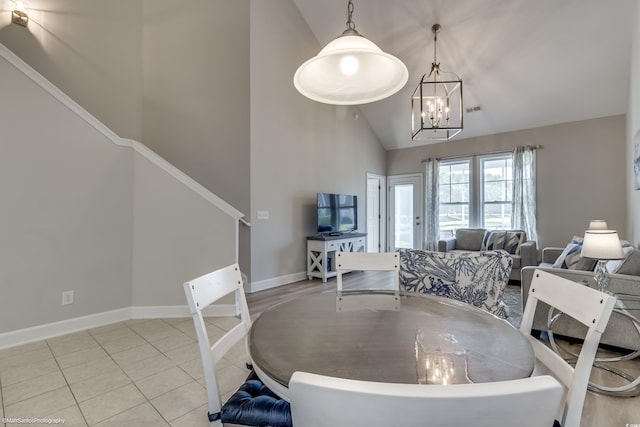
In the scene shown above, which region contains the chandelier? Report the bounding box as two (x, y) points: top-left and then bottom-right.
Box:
(294, 0), (408, 105)
(412, 24), (463, 141)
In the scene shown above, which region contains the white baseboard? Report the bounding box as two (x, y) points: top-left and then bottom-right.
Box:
(247, 271), (308, 293)
(0, 304), (237, 350)
(130, 304), (237, 318)
(0, 308), (130, 350)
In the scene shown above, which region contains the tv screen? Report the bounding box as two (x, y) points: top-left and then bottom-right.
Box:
(317, 193), (358, 234)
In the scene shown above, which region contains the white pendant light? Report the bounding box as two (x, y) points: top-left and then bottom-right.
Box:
(293, 0), (408, 105)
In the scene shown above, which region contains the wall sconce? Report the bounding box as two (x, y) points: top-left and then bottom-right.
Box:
(11, 1), (29, 27)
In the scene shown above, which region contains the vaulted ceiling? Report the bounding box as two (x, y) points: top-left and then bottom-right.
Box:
(292, 0), (635, 150)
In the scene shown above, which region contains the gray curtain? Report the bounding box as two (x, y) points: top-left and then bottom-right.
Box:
(424, 158), (440, 250)
(512, 146), (538, 242)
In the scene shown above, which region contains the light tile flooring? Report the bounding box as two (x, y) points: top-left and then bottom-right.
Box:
(1, 273), (639, 426)
(0, 317), (249, 426)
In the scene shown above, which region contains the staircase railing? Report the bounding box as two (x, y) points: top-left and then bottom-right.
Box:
(0, 42), (249, 262)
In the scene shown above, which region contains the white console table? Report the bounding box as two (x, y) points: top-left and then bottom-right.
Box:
(307, 233), (367, 282)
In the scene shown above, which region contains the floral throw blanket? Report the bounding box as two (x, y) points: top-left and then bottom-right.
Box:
(398, 248), (513, 318)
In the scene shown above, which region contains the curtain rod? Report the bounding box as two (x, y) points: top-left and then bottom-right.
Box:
(420, 144), (543, 163)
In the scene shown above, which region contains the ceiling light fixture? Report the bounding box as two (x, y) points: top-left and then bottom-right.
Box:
(11, 0), (29, 27)
(412, 24), (463, 141)
(293, 0), (408, 105)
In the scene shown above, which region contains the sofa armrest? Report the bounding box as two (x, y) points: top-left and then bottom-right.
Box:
(438, 238), (456, 252)
(518, 241), (538, 267)
(541, 247), (564, 264)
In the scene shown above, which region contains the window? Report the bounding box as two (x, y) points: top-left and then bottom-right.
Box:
(481, 155), (512, 230)
(438, 153), (512, 238)
(438, 160), (470, 239)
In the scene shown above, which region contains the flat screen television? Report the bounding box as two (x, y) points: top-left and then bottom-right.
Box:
(317, 192), (358, 234)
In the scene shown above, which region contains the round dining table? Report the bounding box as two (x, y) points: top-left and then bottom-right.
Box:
(248, 291), (535, 400)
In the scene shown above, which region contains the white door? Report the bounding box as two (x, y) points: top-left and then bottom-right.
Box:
(366, 173), (385, 252)
(389, 174), (423, 251)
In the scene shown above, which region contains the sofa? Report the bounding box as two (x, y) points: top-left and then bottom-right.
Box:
(521, 245), (640, 351)
(398, 248), (513, 319)
(438, 228), (538, 281)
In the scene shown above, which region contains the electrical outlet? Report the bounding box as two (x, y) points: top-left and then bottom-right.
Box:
(62, 290), (74, 305)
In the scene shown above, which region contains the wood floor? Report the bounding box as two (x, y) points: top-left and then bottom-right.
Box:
(246, 271), (640, 427)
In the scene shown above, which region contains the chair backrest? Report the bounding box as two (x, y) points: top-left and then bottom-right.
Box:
(335, 251), (400, 292)
(289, 371), (563, 427)
(183, 263), (251, 426)
(397, 248), (512, 318)
(519, 269), (616, 427)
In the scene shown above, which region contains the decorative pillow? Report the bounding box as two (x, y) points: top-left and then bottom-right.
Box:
(481, 231), (507, 251)
(606, 240), (634, 273)
(398, 248), (512, 318)
(613, 247), (640, 276)
(455, 228), (486, 251)
(552, 236), (597, 271)
(504, 231), (526, 255)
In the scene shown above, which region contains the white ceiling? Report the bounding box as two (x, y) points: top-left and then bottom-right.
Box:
(292, 0), (635, 150)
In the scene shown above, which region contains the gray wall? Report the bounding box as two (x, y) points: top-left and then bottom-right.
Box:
(132, 151), (236, 307)
(0, 48), (240, 339)
(249, 1), (387, 287)
(0, 55), (133, 333)
(141, 0), (252, 278)
(387, 115), (628, 250)
(0, 0), (142, 141)
(628, 3), (640, 244)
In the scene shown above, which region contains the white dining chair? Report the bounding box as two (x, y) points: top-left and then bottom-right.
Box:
(520, 269), (616, 427)
(335, 251), (400, 310)
(183, 264), (291, 427)
(289, 371), (563, 427)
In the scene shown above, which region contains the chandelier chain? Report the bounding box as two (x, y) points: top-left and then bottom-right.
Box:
(433, 29), (438, 64)
(346, 0), (355, 31)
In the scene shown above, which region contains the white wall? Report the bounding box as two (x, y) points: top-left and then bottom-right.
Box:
(387, 115), (628, 250)
(249, 0), (387, 288)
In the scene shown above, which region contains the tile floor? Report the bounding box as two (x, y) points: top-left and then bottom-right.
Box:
(0, 317), (249, 426)
(2, 274), (639, 426)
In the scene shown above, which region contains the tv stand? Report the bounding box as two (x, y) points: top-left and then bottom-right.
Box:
(307, 233), (367, 282)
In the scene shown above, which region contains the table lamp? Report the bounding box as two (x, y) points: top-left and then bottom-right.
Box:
(581, 230), (624, 294)
(588, 220), (608, 230)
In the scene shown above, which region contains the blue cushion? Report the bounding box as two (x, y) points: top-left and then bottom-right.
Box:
(214, 371), (292, 427)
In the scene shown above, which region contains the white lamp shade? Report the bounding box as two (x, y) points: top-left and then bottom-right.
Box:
(293, 35), (409, 105)
(588, 220), (608, 230)
(581, 230), (624, 260)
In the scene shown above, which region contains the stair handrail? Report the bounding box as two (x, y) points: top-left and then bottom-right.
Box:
(0, 42), (248, 226)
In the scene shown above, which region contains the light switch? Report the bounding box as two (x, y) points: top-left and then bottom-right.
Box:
(257, 210), (270, 220)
